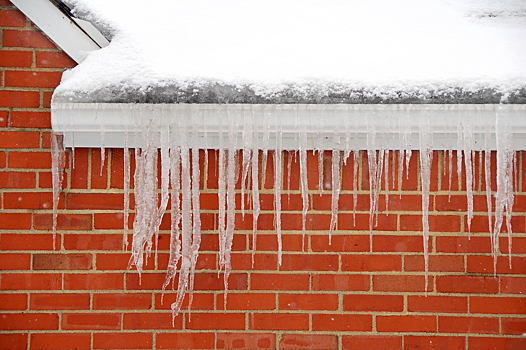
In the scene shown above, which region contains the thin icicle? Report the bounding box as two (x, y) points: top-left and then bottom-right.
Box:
(51, 132), (65, 250)
(461, 114), (474, 233)
(353, 150), (359, 223)
(419, 112), (433, 294)
(251, 112), (261, 266)
(298, 107), (309, 251)
(123, 134), (130, 249)
(329, 149), (341, 241)
(274, 110), (283, 266)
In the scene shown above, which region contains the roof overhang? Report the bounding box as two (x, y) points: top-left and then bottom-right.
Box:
(11, 0), (108, 63)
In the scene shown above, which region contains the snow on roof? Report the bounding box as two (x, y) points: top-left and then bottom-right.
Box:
(54, 0), (526, 104)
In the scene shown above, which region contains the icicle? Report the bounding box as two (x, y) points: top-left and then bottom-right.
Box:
(461, 113), (474, 233)
(51, 131), (65, 250)
(123, 132), (130, 249)
(384, 149), (390, 215)
(241, 108), (253, 218)
(419, 111), (433, 294)
(298, 106), (309, 251)
(187, 117), (202, 314)
(274, 109), (283, 266)
(329, 148), (341, 241)
(162, 143), (182, 307)
(222, 108), (238, 307)
(251, 108), (261, 267)
(493, 108), (515, 272)
(484, 115), (493, 237)
(353, 150), (359, 224)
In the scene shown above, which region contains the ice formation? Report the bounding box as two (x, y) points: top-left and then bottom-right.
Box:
(51, 103), (523, 319)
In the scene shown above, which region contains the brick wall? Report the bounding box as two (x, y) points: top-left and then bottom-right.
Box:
(1, 2), (525, 349)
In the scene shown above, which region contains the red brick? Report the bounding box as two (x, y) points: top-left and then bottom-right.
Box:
(400, 215), (461, 232)
(408, 296), (467, 313)
(405, 254), (464, 272)
(0, 293), (27, 310)
(64, 233), (122, 250)
(0, 50), (32, 67)
(437, 236), (491, 253)
(339, 213), (397, 231)
(311, 235), (369, 252)
(312, 274), (369, 291)
(343, 336), (401, 350)
(377, 315), (436, 332)
(250, 313), (308, 330)
(0, 150), (5, 166)
(404, 336), (465, 350)
(280, 334), (337, 350)
(374, 275), (433, 292)
(0, 90), (40, 107)
(123, 312), (181, 330)
(251, 273), (309, 291)
(71, 148), (89, 188)
(436, 276), (498, 294)
(0, 234), (58, 250)
(501, 277), (526, 294)
(98, 253), (151, 271)
(439, 316), (499, 334)
(67, 193), (123, 209)
(9, 151), (51, 168)
(30, 333), (91, 350)
(90, 148), (108, 189)
(10, 111), (51, 128)
(33, 253), (92, 270)
(343, 254), (401, 271)
(0, 253), (31, 270)
(155, 293), (214, 311)
(3, 192), (58, 209)
(279, 293), (337, 311)
(0, 334), (28, 350)
(62, 313), (120, 330)
(94, 213), (130, 230)
(36, 51), (76, 68)
(5, 70), (62, 88)
(467, 255), (526, 274)
(93, 333), (152, 349)
(43, 91), (53, 108)
(0, 172), (36, 188)
(0, 273), (61, 290)
(470, 297), (525, 314)
(30, 293), (90, 310)
(312, 314), (372, 332)
(0, 313), (58, 330)
(217, 293), (275, 310)
(186, 313), (245, 330)
(94, 293), (151, 310)
(280, 254), (338, 271)
(0, 131), (40, 150)
(64, 273), (123, 290)
(230, 253), (277, 270)
(344, 294), (403, 312)
(39, 171), (68, 189)
(217, 333), (276, 350)
(0, 213), (31, 229)
(0, 9), (26, 26)
(501, 236), (526, 254)
(33, 214), (92, 230)
(373, 235), (428, 252)
(468, 337), (526, 350)
(157, 333), (215, 349)
(502, 317), (526, 335)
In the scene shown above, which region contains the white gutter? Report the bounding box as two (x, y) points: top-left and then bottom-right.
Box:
(51, 103), (526, 150)
(11, 0), (109, 63)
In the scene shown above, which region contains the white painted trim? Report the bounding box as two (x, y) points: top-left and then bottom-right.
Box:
(51, 103), (526, 150)
(11, 0), (109, 63)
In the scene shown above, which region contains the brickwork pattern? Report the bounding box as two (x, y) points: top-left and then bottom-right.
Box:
(1, 3), (525, 349)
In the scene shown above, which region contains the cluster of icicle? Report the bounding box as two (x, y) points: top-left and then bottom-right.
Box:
(52, 104), (520, 319)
